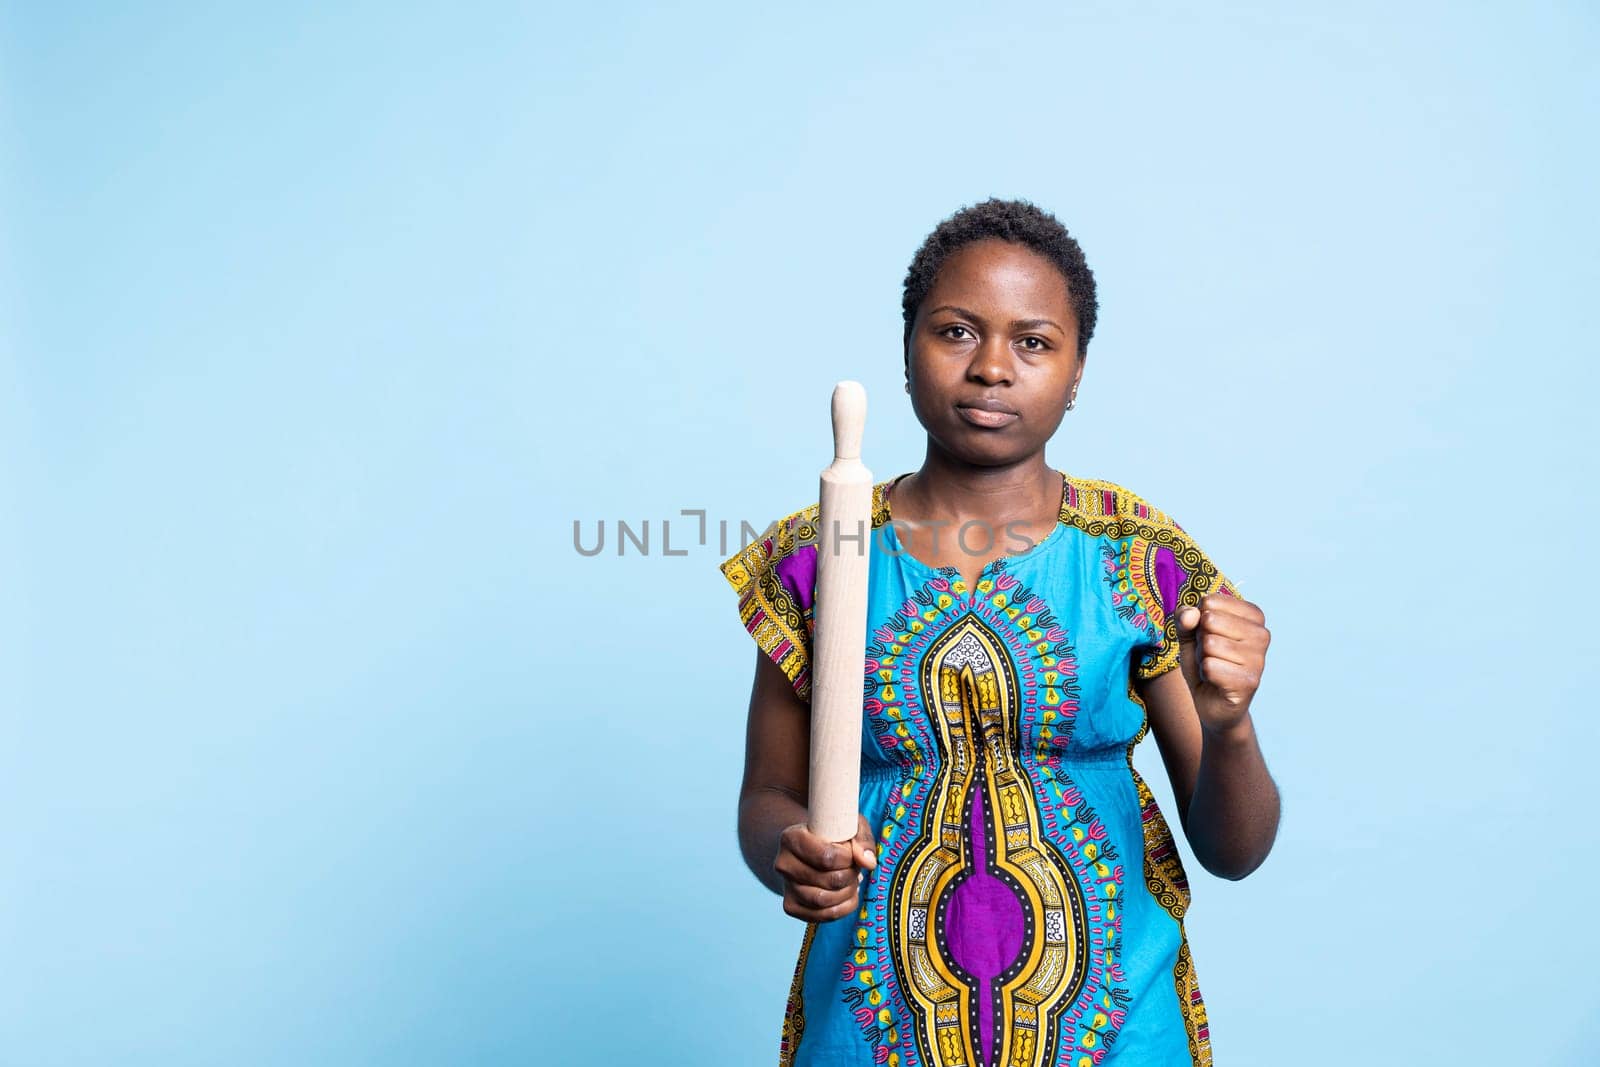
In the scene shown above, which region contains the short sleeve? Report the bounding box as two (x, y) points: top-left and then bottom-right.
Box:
(1131, 520), (1241, 681)
(718, 509), (821, 703)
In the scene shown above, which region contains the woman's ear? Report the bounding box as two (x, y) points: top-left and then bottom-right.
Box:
(1065, 356), (1085, 410)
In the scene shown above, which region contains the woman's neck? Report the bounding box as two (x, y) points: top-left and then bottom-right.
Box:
(891, 447), (1061, 528)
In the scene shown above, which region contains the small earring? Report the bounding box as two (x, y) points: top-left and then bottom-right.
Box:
(904, 381), (911, 393)
(1066, 393), (1078, 411)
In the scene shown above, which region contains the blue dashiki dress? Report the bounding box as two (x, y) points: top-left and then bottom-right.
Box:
(719, 470), (1239, 1067)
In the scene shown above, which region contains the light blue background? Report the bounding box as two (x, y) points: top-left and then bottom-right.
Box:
(4, 2), (1596, 1063)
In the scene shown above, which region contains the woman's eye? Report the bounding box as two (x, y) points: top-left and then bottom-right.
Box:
(1019, 337), (1047, 351)
(942, 325), (973, 340)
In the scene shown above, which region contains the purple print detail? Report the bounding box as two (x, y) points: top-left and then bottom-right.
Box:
(773, 542), (817, 615)
(1153, 545), (1185, 619)
(944, 784), (1026, 1067)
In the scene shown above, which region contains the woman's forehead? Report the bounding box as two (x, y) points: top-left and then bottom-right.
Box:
(926, 240), (1072, 309)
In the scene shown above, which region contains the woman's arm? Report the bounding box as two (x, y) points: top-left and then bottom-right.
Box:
(738, 648), (876, 918)
(737, 648), (813, 895)
(1138, 594), (1280, 880)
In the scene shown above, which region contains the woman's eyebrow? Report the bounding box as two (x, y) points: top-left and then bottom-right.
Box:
(1010, 317), (1063, 332)
(928, 305), (1063, 332)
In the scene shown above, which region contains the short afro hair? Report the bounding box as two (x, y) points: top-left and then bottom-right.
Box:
(901, 197), (1098, 363)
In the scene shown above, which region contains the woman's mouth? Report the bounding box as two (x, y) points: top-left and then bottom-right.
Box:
(956, 404), (1019, 429)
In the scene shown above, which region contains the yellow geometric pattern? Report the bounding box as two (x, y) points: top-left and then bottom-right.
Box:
(888, 615), (1086, 1067)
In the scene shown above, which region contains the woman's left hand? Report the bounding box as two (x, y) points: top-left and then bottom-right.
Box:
(1175, 593), (1270, 737)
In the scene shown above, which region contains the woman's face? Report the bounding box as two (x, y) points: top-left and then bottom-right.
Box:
(905, 238), (1083, 468)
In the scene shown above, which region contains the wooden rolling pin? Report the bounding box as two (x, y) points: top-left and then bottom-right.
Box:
(808, 381), (872, 844)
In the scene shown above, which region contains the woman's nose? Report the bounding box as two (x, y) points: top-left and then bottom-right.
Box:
(967, 338), (1014, 385)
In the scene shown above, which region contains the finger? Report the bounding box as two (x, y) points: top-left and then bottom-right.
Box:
(1199, 633), (1258, 669)
(775, 852), (860, 891)
(1171, 605), (1203, 689)
(1200, 593), (1265, 624)
(783, 897), (857, 923)
(1195, 608), (1262, 642)
(785, 880), (856, 911)
(780, 824), (854, 871)
(1175, 605), (1202, 638)
(1198, 656), (1260, 693)
(783, 884), (859, 922)
(854, 815), (879, 871)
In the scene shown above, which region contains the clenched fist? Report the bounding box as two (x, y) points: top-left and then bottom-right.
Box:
(1175, 593), (1271, 736)
(774, 813), (878, 923)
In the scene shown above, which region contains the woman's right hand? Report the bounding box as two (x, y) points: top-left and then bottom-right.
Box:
(774, 813), (879, 922)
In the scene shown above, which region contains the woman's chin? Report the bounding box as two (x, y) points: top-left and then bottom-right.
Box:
(929, 427), (1041, 468)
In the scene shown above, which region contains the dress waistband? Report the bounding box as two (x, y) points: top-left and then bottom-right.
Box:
(860, 749), (1130, 783)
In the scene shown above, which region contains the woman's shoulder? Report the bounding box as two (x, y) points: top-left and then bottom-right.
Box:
(717, 501), (818, 598)
(1056, 470), (1189, 537)
(1058, 468), (1240, 624)
(718, 479), (898, 595)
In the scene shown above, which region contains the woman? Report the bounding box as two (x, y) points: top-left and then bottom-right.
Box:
(720, 198), (1279, 1066)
